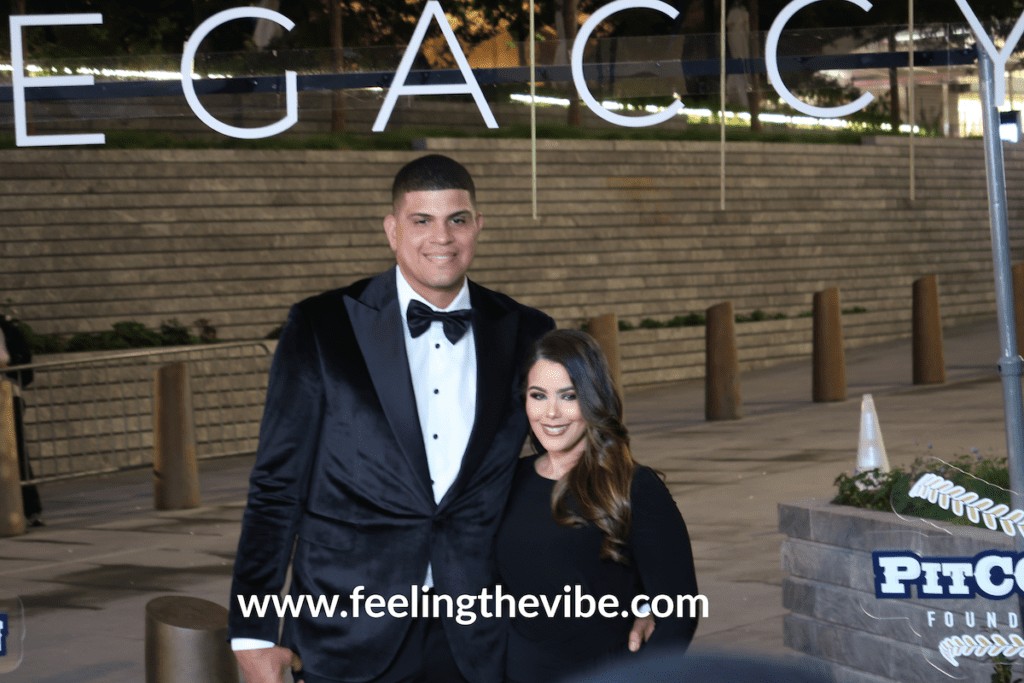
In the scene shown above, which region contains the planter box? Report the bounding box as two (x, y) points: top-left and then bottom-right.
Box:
(779, 498), (1024, 683)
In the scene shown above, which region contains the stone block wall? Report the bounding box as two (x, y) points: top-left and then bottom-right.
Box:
(780, 498), (1024, 683)
(2, 136), (1022, 388)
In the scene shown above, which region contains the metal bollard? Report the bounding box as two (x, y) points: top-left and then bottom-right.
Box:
(586, 313), (624, 406)
(145, 596), (238, 683)
(705, 301), (743, 420)
(0, 380), (25, 537)
(912, 275), (946, 384)
(153, 362), (200, 510)
(812, 287), (847, 402)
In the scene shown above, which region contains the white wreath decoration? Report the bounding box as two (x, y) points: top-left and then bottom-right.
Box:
(908, 473), (1024, 537)
(938, 632), (1024, 666)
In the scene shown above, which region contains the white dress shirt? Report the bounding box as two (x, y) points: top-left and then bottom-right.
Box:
(233, 269), (477, 651)
(396, 268), (476, 506)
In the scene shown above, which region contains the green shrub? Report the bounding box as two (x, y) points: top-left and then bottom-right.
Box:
(833, 454), (1012, 529)
(112, 321), (162, 347)
(16, 321), (67, 354)
(66, 331), (126, 352)
(12, 317), (219, 355)
(678, 313), (706, 326)
(991, 654), (1022, 683)
(194, 318), (218, 344)
(577, 319), (635, 332)
(159, 319), (197, 346)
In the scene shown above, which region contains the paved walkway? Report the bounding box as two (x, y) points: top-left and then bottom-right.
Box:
(0, 319), (1013, 681)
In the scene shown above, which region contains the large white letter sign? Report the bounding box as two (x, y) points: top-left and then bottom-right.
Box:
(181, 8), (297, 139)
(372, 1), (497, 132)
(954, 0), (1024, 106)
(571, 0), (683, 127)
(11, 14), (105, 147)
(766, 0), (874, 118)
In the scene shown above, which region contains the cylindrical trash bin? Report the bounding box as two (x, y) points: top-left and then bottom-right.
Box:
(145, 596), (238, 683)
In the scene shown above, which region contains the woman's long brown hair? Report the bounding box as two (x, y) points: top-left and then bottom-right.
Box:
(524, 329), (636, 564)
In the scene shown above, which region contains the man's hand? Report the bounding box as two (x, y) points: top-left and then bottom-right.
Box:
(234, 646), (296, 683)
(628, 614), (655, 652)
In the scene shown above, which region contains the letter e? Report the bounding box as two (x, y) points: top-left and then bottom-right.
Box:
(10, 14), (105, 147)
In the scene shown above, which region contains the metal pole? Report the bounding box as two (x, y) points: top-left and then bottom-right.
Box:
(720, 0), (726, 211)
(943, 25), (951, 138)
(530, 0), (538, 220)
(1010, 67), (1015, 111)
(908, 3), (915, 201)
(977, 47), (1024, 531)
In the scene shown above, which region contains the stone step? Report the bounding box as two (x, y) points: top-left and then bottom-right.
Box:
(1, 169), (997, 197)
(5, 184), (981, 212)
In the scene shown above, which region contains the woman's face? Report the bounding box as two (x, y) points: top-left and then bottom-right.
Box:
(526, 359), (586, 458)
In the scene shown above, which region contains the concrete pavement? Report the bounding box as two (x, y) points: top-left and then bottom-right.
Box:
(0, 318), (1014, 681)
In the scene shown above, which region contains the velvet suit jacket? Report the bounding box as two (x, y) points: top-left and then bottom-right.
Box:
(228, 268), (555, 683)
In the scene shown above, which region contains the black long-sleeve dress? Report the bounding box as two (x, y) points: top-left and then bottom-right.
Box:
(495, 454), (699, 683)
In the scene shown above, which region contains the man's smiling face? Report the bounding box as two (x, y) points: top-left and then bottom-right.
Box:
(384, 188), (482, 309)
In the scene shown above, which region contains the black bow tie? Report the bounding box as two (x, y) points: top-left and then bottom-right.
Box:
(406, 299), (472, 344)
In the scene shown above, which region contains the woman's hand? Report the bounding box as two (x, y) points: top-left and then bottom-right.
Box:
(628, 614), (655, 652)
(233, 646), (299, 683)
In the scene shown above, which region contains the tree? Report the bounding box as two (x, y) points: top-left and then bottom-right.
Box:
(2, 0), (254, 59)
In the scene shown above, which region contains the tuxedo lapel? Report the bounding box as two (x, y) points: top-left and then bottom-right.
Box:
(344, 270), (435, 506)
(438, 280), (520, 512)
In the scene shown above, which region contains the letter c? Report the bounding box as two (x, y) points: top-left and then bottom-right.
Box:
(765, 0), (875, 118)
(571, 0), (683, 127)
(181, 8), (298, 139)
(976, 554), (1014, 598)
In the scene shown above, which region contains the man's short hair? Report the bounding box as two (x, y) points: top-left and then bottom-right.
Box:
(392, 154), (476, 206)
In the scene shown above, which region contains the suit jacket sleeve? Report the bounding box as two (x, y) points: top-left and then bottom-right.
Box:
(631, 466), (700, 648)
(1, 319), (33, 386)
(228, 304), (325, 641)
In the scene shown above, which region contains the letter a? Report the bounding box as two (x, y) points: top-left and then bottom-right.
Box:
(372, 1), (497, 131)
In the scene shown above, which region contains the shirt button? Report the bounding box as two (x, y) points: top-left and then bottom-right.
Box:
(435, 343), (440, 349)
(433, 389), (439, 394)
(433, 434), (438, 440)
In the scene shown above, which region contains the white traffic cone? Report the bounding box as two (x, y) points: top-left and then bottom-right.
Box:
(856, 393), (890, 474)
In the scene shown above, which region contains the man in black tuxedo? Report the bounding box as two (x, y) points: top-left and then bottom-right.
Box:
(228, 155), (557, 683)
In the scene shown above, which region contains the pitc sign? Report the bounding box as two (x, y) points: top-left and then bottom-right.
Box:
(8, 0), (1024, 146)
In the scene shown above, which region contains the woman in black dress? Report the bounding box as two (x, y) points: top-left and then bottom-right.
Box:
(495, 329), (699, 683)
